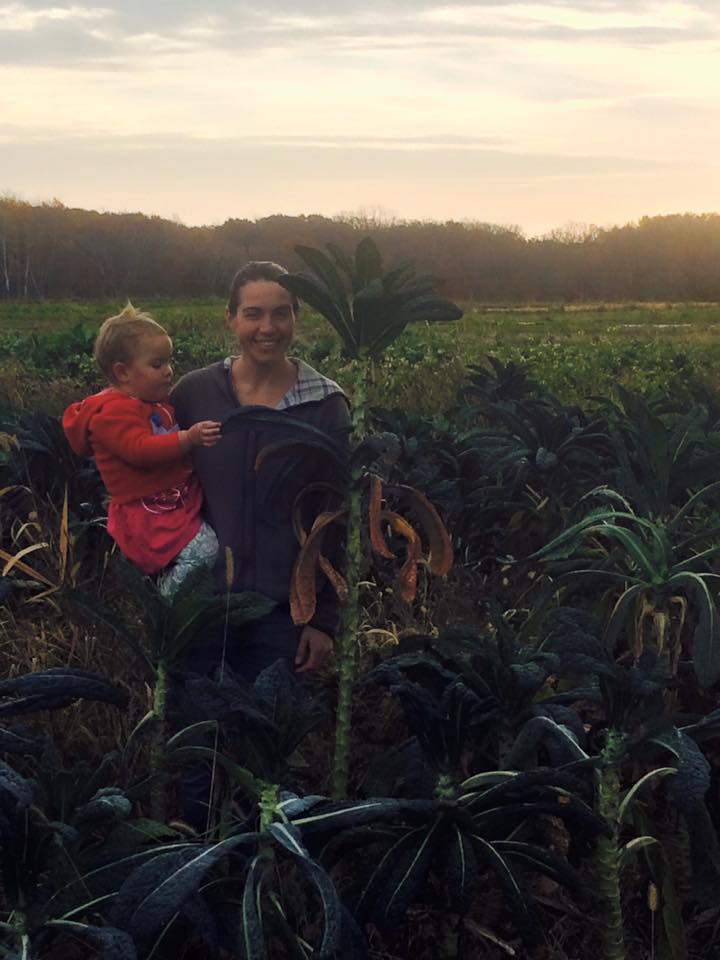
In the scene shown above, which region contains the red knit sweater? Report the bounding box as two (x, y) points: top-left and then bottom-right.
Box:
(63, 389), (192, 504)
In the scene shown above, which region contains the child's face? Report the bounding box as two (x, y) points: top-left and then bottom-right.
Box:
(114, 333), (174, 402)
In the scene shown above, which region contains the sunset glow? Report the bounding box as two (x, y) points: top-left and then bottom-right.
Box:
(2, 0), (719, 235)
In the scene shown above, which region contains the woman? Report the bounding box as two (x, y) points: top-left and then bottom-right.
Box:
(171, 260), (351, 680)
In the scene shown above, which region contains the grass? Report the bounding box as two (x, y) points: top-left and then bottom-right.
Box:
(2, 298), (720, 414)
(0, 298), (224, 333)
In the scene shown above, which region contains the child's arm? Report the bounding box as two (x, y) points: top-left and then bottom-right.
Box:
(91, 407), (220, 466)
(178, 421), (222, 453)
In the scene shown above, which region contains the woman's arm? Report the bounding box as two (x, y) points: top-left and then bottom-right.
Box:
(315, 392), (352, 442)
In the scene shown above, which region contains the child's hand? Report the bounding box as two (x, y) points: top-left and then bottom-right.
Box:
(181, 420), (221, 451)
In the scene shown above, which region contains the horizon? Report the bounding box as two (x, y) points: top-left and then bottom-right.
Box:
(2, 1), (720, 236)
(3, 191), (719, 242)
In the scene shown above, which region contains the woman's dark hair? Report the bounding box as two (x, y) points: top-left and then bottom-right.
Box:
(227, 261), (299, 316)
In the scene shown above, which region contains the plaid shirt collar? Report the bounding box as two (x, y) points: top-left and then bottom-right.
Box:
(223, 357), (345, 410)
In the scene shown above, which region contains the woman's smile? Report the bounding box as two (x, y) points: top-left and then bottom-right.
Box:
(227, 279), (296, 366)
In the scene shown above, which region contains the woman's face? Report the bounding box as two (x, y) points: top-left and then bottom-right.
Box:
(227, 280), (296, 365)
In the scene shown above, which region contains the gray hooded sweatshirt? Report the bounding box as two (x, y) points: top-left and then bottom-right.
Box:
(171, 358), (351, 637)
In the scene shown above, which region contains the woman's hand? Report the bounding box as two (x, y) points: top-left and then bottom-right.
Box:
(295, 626), (333, 674)
(179, 420), (221, 452)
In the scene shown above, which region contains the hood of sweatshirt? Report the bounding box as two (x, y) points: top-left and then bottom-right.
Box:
(62, 388), (128, 458)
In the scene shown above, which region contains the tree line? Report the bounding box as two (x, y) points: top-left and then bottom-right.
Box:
(2, 195), (720, 302)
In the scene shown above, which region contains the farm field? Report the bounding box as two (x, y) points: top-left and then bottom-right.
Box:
(2, 299), (720, 413)
(2, 290), (720, 959)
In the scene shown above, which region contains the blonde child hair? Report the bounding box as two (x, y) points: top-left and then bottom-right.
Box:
(93, 303), (168, 382)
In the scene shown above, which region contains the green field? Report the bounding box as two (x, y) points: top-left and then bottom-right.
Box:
(2, 298), (720, 414)
(5, 296), (720, 959)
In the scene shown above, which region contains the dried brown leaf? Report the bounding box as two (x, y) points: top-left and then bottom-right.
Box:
(382, 510), (422, 603)
(368, 475), (393, 559)
(398, 486), (453, 575)
(319, 554), (349, 604)
(290, 509), (347, 624)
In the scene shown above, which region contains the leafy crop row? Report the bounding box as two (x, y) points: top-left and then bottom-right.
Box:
(1, 244), (720, 958)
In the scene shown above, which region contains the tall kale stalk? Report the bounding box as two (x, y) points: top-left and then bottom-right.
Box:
(149, 659), (169, 820)
(595, 730), (627, 960)
(593, 730), (686, 960)
(334, 362), (368, 797)
(280, 239), (461, 797)
(502, 607), (719, 960)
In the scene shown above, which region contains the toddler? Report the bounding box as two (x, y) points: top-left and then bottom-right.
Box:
(63, 304), (220, 595)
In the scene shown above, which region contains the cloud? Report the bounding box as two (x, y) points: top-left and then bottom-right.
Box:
(2, 127), (708, 238)
(0, 127), (666, 177)
(1, 0), (718, 67)
(2, 1), (719, 236)
(0, 2), (111, 30)
(199, 133), (507, 148)
(0, 123), (505, 148)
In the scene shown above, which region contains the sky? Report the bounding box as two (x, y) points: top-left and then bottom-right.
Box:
(1, 0), (719, 237)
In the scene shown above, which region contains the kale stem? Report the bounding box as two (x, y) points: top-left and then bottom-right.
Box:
(332, 359), (368, 799)
(595, 730), (627, 960)
(149, 660), (168, 821)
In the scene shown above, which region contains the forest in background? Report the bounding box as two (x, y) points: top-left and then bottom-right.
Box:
(2, 195), (720, 303)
